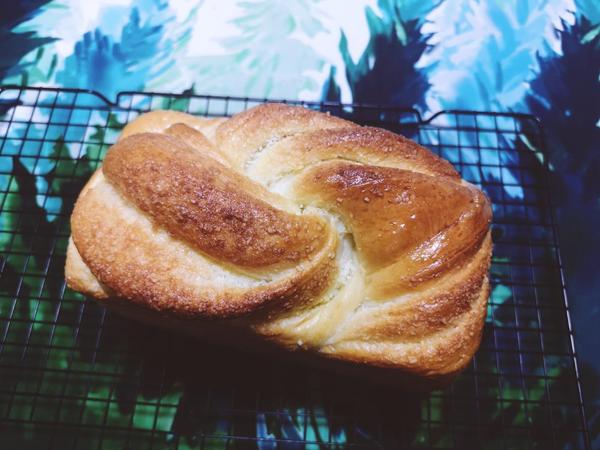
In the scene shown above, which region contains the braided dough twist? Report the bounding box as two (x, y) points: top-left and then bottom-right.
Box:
(66, 104), (492, 386)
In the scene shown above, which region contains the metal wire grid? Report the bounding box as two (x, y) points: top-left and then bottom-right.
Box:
(0, 85), (590, 449)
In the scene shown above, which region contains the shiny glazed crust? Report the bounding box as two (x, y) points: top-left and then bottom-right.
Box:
(65, 104), (493, 386)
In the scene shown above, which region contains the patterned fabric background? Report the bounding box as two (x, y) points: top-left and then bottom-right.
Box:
(1, 0), (599, 447)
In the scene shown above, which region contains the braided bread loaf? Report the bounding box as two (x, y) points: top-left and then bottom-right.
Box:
(66, 104), (492, 387)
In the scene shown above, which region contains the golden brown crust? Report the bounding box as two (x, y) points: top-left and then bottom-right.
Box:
(245, 126), (459, 184)
(65, 238), (111, 299)
(163, 123), (232, 167)
(323, 235), (492, 367)
(66, 104), (493, 387)
(295, 161), (491, 284)
(321, 279), (489, 376)
(215, 103), (353, 170)
(120, 109), (226, 142)
(71, 172), (338, 318)
(103, 133), (329, 271)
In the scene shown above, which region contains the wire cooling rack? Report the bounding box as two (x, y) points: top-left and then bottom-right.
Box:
(0, 86), (591, 449)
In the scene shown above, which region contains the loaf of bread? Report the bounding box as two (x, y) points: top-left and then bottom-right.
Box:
(65, 104), (492, 387)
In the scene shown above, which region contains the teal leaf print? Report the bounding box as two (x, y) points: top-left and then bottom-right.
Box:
(189, 0), (329, 99)
(56, 0), (198, 100)
(420, 0), (575, 112)
(56, 15), (159, 99)
(321, 65), (341, 103)
(378, 0), (444, 23)
(328, 0), (437, 111)
(576, 0), (600, 25)
(0, 0), (56, 83)
(413, 0), (574, 199)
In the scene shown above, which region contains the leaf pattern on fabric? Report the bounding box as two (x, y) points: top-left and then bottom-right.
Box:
(56, 0), (197, 100)
(187, 0), (329, 99)
(0, 0), (56, 83)
(0, 0), (599, 448)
